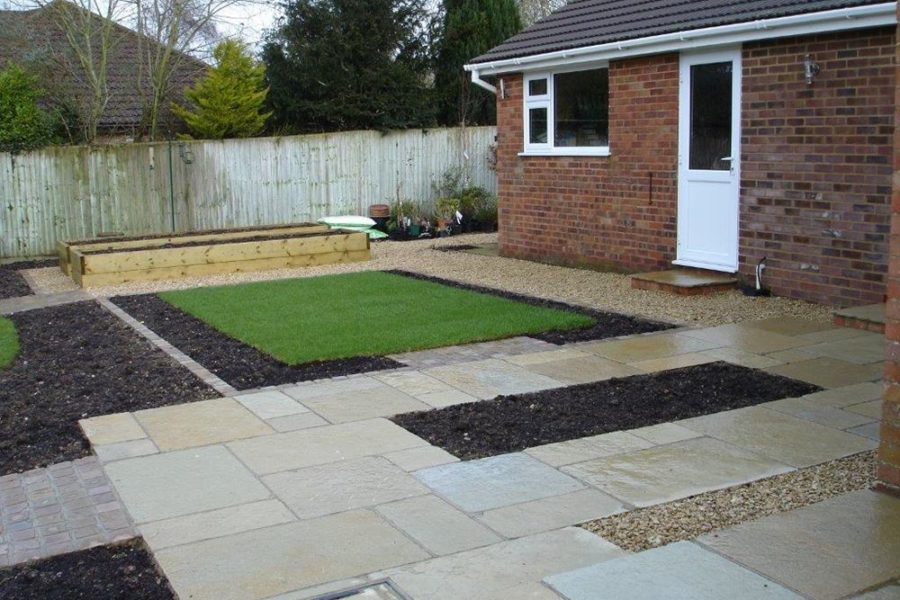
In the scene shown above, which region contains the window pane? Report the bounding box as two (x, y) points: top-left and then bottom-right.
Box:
(689, 62), (732, 170)
(528, 78), (547, 96)
(553, 69), (608, 147)
(529, 108), (548, 143)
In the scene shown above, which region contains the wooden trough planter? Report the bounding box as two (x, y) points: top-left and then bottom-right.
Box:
(60, 223), (371, 287)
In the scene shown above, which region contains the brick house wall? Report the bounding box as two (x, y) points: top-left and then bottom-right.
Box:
(740, 28), (895, 307)
(496, 54), (679, 272)
(878, 8), (900, 492)
(496, 28), (894, 306)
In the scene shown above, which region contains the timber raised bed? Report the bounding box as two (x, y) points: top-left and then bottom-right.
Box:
(63, 226), (370, 287)
(58, 222), (330, 276)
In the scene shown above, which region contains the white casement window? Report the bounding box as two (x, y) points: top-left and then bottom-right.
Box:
(523, 66), (610, 156)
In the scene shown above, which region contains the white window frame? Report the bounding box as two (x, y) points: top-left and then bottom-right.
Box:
(522, 64), (611, 157)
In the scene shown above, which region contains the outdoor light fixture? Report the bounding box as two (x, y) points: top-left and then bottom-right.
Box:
(803, 54), (820, 85)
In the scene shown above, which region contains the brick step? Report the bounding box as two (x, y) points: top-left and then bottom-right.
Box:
(832, 303), (885, 334)
(631, 269), (738, 296)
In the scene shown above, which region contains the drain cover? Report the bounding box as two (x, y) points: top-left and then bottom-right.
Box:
(311, 580), (409, 600)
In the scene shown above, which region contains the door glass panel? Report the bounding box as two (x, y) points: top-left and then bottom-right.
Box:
(529, 107), (548, 143)
(689, 61), (732, 170)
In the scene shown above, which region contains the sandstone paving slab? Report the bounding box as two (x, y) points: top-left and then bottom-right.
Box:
(545, 541), (803, 600)
(263, 456), (428, 519)
(627, 422), (703, 445)
(845, 400), (884, 420)
(93, 438), (159, 463)
(476, 489), (625, 538)
(698, 347), (783, 369)
(267, 412), (330, 432)
(79, 413), (147, 446)
(504, 348), (595, 366)
(561, 437), (792, 508)
(415, 389), (480, 408)
(524, 431), (654, 467)
(301, 386), (430, 424)
(373, 371), (449, 396)
(422, 359), (563, 400)
(376, 495), (501, 555)
(519, 355), (642, 385)
(799, 382), (883, 408)
(578, 332), (721, 363)
(104, 445), (271, 523)
(382, 446), (459, 472)
(139, 499), (295, 550)
(235, 390), (310, 420)
(135, 398), (273, 451)
(699, 489), (900, 600)
(849, 581), (900, 599)
(681, 406), (877, 468)
(681, 324), (812, 354)
(282, 376), (385, 402)
(799, 336), (886, 365)
(154, 510), (430, 600)
(764, 347), (817, 364)
(741, 317), (835, 337)
(631, 352), (717, 373)
(846, 422), (881, 441)
(796, 327), (872, 343)
(415, 453), (584, 513)
(765, 357), (882, 389)
(228, 418), (428, 475)
(384, 528), (624, 600)
(760, 397), (877, 430)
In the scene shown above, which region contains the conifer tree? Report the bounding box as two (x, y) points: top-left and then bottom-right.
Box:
(174, 40), (271, 139)
(434, 0), (521, 126)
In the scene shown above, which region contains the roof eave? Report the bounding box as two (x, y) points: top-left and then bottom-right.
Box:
(464, 2), (897, 75)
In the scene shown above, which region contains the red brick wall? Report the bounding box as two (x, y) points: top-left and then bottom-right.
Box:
(878, 8), (900, 492)
(496, 29), (894, 306)
(740, 28), (895, 307)
(496, 54), (679, 271)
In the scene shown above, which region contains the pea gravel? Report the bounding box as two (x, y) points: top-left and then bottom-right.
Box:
(26, 233), (832, 327)
(582, 450), (876, 552)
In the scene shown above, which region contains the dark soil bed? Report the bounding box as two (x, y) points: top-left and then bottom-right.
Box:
(0, 270), (32, 300)
(0, 301), (218, 474)
(3, 259), (58, 270)
(391, 362), (821, 460)
(387, 270), (674, 343)
(110, 294), (403, 390)
(0, 539), (175, 600)
(434, 244), (479, 252)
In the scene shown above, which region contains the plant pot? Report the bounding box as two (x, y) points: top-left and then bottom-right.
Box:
(409, 224), (421, 237)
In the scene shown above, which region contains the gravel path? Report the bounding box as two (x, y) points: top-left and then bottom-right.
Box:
(582, 451), (875, 552)
(26, 233), (832, 327)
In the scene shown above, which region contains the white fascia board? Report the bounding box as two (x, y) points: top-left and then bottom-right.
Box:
(464, 3), (897, 75)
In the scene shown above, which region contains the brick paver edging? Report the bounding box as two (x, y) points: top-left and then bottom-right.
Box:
(0, 457), (136, 567)
(97, 297), (237, 397)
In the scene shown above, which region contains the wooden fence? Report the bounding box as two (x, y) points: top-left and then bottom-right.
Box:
(0, 126), (497, 257)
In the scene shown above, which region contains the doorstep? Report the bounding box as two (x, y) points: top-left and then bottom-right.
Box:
(833, 303), (885, 334)
(631, 269), (738, 296)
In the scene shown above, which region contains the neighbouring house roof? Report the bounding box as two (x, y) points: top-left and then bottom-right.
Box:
(468, 0), (895, 66)
(0, 3), (207, 135)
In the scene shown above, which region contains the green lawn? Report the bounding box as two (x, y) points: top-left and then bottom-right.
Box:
(159, 271), (594, 364)
(0, 317), (19, 369)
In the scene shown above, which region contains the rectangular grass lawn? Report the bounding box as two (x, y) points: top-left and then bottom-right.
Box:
(159, 271), (594, 364)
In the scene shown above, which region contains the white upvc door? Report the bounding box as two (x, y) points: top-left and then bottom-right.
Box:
(675, 49), (742, 273)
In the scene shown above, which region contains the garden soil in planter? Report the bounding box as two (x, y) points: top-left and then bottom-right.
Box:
(391, 362), (821, 460)
(111, 294), (403, 390)
(0, 301), (219, 474)
(387, 270), (674, 343)
(0, 540), (175, 600)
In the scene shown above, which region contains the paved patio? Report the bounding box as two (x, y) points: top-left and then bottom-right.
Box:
(66, 316), (900, 599)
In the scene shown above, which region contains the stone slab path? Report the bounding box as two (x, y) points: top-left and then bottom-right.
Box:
(0, 290), (90, 315)
(66, 316), (898, 599)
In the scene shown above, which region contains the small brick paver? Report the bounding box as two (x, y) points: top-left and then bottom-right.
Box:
(0, 457), (136, 567)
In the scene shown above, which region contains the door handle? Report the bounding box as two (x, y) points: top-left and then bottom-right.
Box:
(720, 156), (733, 162)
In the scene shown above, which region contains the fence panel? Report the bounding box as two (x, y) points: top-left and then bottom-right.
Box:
(0, 126), (496, 257)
